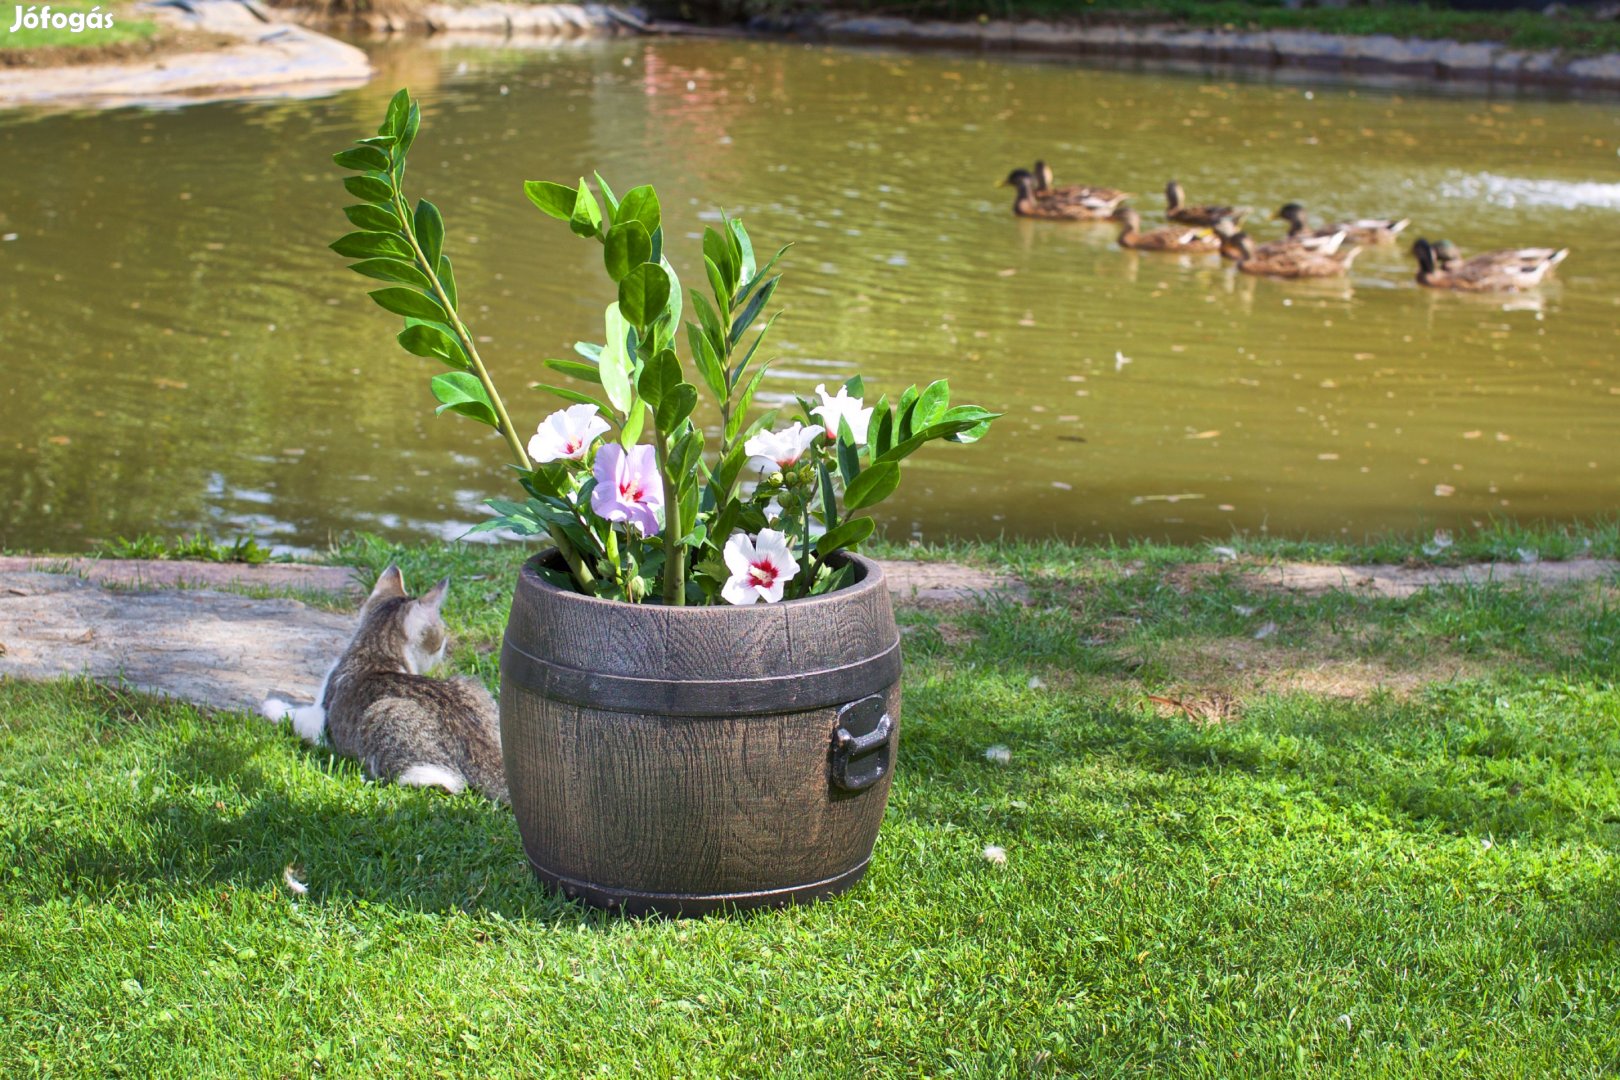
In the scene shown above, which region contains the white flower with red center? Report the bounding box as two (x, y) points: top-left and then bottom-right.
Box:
(528, 404), (609, 464)
(811, 383), (874, 445)
(720, 529), (800, 605)
(744, 422), (820, 477)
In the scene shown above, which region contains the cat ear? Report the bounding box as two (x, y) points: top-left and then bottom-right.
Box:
(369, 564), (406, 602)
(417, 577), (451, 613)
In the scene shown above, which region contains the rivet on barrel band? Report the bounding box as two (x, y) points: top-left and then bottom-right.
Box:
(500, 635), (902, 717)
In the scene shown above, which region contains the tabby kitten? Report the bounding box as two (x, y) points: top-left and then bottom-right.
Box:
(260, 565), (508, 801)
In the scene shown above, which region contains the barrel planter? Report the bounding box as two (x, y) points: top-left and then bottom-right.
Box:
(499, 549), (902, 916)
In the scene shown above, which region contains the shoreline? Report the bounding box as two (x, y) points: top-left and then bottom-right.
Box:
(746, 10), (1620, 93)
(741, 10), (1620, 93)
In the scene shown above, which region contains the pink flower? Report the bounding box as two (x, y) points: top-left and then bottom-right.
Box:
(744, 422), (820, 477)
(529, 403), (609, 464)
(811, 383), (874, 444)
(591, 443), (663, 536)
(721, 529), (800, 605)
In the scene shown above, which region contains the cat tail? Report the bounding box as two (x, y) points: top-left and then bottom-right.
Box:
(259, 697), (327, 745)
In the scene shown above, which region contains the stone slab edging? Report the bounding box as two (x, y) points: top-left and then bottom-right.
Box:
(310, 2), (649, 38)
(751, 11), (1620, 92)
(0, 0), (371, 109)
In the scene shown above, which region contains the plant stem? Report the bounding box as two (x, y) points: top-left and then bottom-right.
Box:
(391, 188), (596, 589)
(655, 427), (686, 606)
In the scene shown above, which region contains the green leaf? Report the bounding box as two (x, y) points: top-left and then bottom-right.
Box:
(729, 218), (757, 284)
(430, 372), (497, 426)
(844, 461), (900, 510)
(343, 203), (400, 232)
(703, 228), (736, 295)
(414, 200), (445, 267)
(687, 323), (726, 401)
(570, 180), (602, 239)
(876, 418), (993, 463)
(657, 383), (698, 433)
(331, 231), (413, 261)
(604, 220), (652, 283)
(620, 399), (647, 448)
(437, 254), (457, 311)
(729, 276), (778, 347)
(896, 385), (921, 440)
(593, 171), (621, 222)
(358, 134), (397, 148)
(816, 516), (875, 556)
(870, 395), (893, 454)
(618, 263), (671, 329)
(736, 244), (791, 311)
(724, 363), (773, 444)
(703, 256), (730, 309)
(533, 384), (611, 412)
(398, 320), (467, 369)
(689, 291), (727, 364)
(343, 174), (394, 204)
(637, 349), (681, 409)
(334, 145), (391, 172)
(369, 287), (447, 322)
(616, 185), (661, 238)
(818, 460), (839, 530)
(843, 375), (866, 399)
(524, 180), (577, 221)
(397, 101), (422, 158)
(381, 88), (410, 137)
(545, 358), (603, 384)
(598, 303), (635, 414)
(949, 418), (995, 444)
(729, 311), (780, 387)
(836, 433), (861, 487)
(348, 258), (431, 289)
(913, 379), (951, 429)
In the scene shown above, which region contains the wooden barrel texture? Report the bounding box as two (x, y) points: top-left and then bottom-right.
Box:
(499, 550), (902, 916)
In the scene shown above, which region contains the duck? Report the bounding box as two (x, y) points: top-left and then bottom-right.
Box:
(1214, 218), (1346, 260)
(1412, 238), (1567, 291)
(1227, 231), (1362, 278)
(1165, 180), (1248, 227)
(1277, 202), (1409, 246)
(1031, 160), (1133, 216)
(1114, 208), (1221, 253)
(1003, 171), (1113, 220)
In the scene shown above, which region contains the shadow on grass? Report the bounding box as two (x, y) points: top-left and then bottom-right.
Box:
(41, 729), (581, 922)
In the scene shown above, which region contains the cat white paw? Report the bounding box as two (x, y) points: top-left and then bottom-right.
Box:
(397, 764), (467, 795)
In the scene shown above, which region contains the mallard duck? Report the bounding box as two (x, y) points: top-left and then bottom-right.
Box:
(1003, 171), (1112, 220)
(1228, 232), (1361, 278)
(1412, 238), (1567, 291)
(1114, 208), (1221, 253)
(1032, 160), (1132, 216)
(1213, 218), (1346, 260)
(1165, 180), (1248, 227)
(1277, 202), (1409, 246)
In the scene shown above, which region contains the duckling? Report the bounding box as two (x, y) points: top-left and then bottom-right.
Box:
(1004, 171), (1110, 220)
(1214, 218), (1346, 261)
(1114, 208), (1221, 253)
(1412, 238), (1567, 291)
(1032, 160), (1133, 216)
(1165, 180), (1248, 227)
(1228, 232), (1362, 278)
(1277, 202), (1409, 246)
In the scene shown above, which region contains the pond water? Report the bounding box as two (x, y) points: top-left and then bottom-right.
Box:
(1, 37), (1617, 553)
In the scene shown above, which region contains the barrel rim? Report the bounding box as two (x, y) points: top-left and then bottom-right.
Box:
(518, 548), (887, 614)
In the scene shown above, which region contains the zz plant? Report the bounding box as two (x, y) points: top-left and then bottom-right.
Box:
(332, 89), (997, 606)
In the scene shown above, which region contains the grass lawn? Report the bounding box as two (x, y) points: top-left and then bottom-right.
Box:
(2, 533), (1618, 1074)
(734, 0), (1620, 54)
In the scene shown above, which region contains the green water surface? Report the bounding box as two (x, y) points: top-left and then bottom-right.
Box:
(1, 38), (1616, 552)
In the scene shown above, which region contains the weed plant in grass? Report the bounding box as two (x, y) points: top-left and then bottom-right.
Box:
(3, 534), (1617, 1073)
